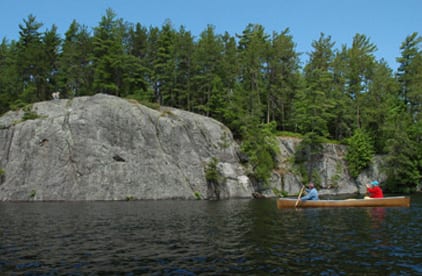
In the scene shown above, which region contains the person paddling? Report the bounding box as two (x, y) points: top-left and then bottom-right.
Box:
(301, 182), (319, 201)
(365, 180), (384, 198)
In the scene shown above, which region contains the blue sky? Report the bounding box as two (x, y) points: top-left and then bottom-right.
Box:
(1, 0), (421, 70)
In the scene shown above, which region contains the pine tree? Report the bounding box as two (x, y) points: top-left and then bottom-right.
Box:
(39, 25), (61, 100)
(220, 32), (238, 91)
(396, 32), (422, 122)
(16, 14), (44, 103)
(191, 25), (223, 116)
(329, 46), (354, 140)
(384, 110), (420, 192)
(58, 20), (93, 97)
(144, 26), (160, 102)
(387, 32), (422, 191)
(294, 33), (335, 137)
(346, 34), (377, 129)
(237, 24), (269, 121)
(266, 28), (301, 130)
(173, 26), (194, 110)
(360, 60), (399, 153)
(153, 20), (176, 105)
(0, 39), (19, 113)
(127, 23), (150, 100)
(92, 8), (128, 96)
(218, 32), (239, 130)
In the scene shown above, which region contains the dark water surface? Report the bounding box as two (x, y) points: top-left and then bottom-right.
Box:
(1, 194), (421, 275)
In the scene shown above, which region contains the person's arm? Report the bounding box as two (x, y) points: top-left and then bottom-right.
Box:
(301, 192), (312, 201)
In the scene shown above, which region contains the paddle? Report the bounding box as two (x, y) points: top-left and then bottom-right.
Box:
(295, 185), (306, 208)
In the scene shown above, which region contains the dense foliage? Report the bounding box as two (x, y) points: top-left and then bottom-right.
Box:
(0, 9), (421, 191)
(345, 129), (374, 178)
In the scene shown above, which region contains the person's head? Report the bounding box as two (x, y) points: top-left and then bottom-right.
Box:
(308, 182), (314, 189)
(370, 180), (379, 186)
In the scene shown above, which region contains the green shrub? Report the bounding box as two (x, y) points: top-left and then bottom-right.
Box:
(194, 191), (201, 200)
(240, 121), (280, 185)
(218, 131), (231, 150)
(345, 129), (374, 178)
(21, 104), (41, 121)
(22, 111), (41, 121)
(126, 195), (135, 201)
(277, 131), (303, 138)
(272, 188), (288, 197)
(125, 93), (160, 110)
(329, 162), (343, 188)
(205, 157), (219, 183)
(10, 99), (27, 111)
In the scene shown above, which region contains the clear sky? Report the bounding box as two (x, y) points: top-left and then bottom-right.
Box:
(1, 0), (421, 70)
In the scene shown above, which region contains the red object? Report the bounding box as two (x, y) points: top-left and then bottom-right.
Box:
(367, 186), (384, 198)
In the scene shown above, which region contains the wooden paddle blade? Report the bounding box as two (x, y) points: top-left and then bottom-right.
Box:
(295, 186), (305, 207)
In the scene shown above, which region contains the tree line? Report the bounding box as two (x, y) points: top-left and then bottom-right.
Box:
(0, 9), (421, 192)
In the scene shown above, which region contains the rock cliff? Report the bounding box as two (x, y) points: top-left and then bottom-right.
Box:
(0, 94), (385, 201)
(261, 137), (385, 197)
(0, 94), (253, 200)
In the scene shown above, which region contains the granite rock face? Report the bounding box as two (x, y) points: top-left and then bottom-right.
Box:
(0, 94), (386, 201)
(0, 94), (253, 200)
(261, 137), (386, 197)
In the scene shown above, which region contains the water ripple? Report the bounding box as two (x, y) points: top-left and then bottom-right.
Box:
(1, 195), (422, 274)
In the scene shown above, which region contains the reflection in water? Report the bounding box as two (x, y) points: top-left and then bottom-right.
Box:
(369, 207), (386, 229)
(0, 195), (421, 274)
(366, 207), (390, 260)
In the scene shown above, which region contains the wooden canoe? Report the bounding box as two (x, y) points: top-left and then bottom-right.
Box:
(277, 196), (410, 208)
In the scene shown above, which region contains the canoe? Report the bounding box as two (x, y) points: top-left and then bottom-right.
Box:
(277, 196), (410, 208)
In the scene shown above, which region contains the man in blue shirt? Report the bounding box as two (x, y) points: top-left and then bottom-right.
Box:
(301, 182), (319, 201)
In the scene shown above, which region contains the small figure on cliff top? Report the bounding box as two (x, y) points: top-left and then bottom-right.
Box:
(52, 91), (60, 100)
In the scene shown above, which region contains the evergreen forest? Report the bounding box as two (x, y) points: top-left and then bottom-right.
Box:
(0, 9), (421, 192)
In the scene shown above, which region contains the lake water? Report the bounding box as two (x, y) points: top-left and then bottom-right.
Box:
(1, 194), (421, 275)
